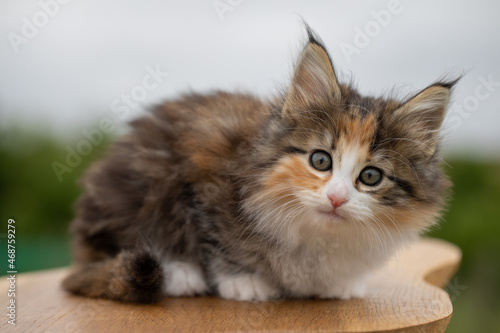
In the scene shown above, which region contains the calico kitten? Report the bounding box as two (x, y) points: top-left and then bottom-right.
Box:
(62, 27), (455, 303)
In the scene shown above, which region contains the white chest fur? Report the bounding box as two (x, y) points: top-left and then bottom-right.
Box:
(268, 226), (415, 299)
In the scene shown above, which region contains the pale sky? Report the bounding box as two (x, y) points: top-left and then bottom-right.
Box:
(1, 0), (499, 159)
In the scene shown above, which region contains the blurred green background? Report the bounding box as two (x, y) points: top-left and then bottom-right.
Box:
(0, 127), (499, 333)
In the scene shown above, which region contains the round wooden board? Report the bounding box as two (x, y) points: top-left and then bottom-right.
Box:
(0, 238), (461, 332)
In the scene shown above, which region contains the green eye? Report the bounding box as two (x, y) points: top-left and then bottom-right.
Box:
(359, 167), (383, 186)
(310, 151), (332, 171)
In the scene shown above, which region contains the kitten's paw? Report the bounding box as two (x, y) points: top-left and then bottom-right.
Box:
(321, 280), (366, 300)
(163, 261), (207, 296)
(217, 273), (279, 301)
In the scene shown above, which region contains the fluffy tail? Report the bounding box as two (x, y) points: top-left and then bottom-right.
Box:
(62, 250), (164, 303)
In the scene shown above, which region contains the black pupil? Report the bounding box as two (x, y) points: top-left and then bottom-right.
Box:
(311, 152), (331, 171)
(362, 168), (381, 185)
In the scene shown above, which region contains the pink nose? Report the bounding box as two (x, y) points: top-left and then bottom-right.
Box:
(328, 195), (348, 208)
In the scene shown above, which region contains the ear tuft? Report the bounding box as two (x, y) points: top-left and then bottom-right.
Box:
(392, 82), (455, 155)
(430, 75), (462, 90)
(304, 22), (324, 48)
(399, 85), (451, 131)
(282, 26), (341, 122)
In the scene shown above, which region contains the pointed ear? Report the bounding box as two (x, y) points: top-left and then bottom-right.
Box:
(393, 84), (453, 153)
(282, 35), (341, 122)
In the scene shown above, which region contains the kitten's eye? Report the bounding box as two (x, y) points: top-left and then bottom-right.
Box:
(359, 167), (383, 186)
(310, 151), (332, 172)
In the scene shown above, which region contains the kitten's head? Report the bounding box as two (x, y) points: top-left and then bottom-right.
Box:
(244, 29), (454, 245)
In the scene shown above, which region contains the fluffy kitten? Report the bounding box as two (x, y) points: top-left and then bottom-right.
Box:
(62, 28), (455, 303)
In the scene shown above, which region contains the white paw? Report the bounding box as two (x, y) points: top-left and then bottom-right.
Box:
(217, 273), (279, 301)
(321, 280), (366, 300)
(163, 261), (207, 296)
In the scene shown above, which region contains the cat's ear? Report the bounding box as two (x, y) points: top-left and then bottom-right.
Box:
(393, 82), (455, 153)
(282, 29), (341, 122)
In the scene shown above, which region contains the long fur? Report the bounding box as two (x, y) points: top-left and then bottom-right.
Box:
(62, 28), (455, 303)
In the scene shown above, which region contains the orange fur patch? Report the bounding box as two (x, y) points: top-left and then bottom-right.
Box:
(338, 114), (375, 149)
(334, 114), (376, 166)
(263, 155), (328, 196)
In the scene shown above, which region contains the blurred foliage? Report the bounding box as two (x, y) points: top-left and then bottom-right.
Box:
(0, 127), (112, 273)
(0, 127), (499, 332)
(429, 160), (500, 333)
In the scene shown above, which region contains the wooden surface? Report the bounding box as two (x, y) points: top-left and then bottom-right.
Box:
(0, 238), (461, 333)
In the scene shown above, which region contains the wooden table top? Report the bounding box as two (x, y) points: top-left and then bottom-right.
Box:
(0, 238), (461, 333)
